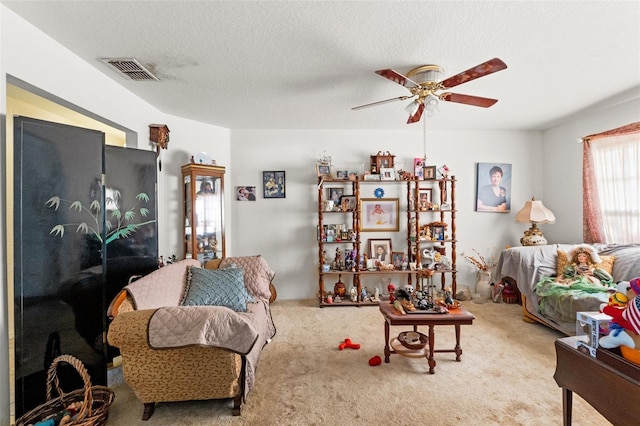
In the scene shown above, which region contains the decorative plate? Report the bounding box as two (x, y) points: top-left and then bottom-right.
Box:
(374, 187), (385, 198)
(193, 151), (211, 165)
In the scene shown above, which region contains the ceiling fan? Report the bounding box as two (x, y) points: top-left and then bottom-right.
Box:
(352, 58), (507, 124)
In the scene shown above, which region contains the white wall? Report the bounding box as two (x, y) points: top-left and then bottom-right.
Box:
(542, 97), (640, 244)
(230, 128), (541, 299)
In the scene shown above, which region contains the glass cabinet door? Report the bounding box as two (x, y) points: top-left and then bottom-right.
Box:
(182, 163), (225, 262)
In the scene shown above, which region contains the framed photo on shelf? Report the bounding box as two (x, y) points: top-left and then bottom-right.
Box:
(262, 170), (285, 198)
(327, 187), (344, 204)
(380, 167), (395, 181)
(431, 225), (445, 241)
(339, 195), (356, 212)
(424, 165), (437, 179)
(368, 238), (392, 263)
(391, 251), (405, 269)
(418, 188), (433, 211)
(360, 198), (399, 232)
(335, 170), (349, 180)
(316, 162), (332, 178)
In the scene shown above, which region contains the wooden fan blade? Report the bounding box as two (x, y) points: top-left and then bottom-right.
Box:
(441, 92), (499, 108)
(375, 69), (420, 88)
(440, 58), (507, 89)
(407, 103), (425, 124)
(352, 96), (411, 110)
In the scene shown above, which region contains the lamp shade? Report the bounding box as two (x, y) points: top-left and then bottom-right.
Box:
(515, 198), (556, 224)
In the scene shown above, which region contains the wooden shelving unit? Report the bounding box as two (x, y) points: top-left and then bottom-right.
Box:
(316, 175), (457, 307)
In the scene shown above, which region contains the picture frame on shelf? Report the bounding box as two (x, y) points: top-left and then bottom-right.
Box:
(335, 170), (349, 180)
(360, 198), (399, 232)
(380, 167), (395, 181)
(418, 188), (433, 211)
(363, 174), (380, 181)
(431, 225), (445, 241)
(424, 165), (437, 179)
(368, 238), (392, 264)
(316, 162), (332, 178)
(262, 170), (285, 198)
(327, 187), (344, 204)
(339, 195), (357, 212)
(391, 251), (405, 270)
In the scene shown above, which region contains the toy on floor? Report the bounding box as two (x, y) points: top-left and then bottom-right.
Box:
(338, 338), (361, 350)
(368, 355), (382, 366)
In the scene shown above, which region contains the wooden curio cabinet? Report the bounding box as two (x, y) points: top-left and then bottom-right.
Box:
(182, 163), (225, 262)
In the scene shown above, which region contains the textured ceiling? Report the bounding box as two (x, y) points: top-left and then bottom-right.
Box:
(3, 1), (639, 131)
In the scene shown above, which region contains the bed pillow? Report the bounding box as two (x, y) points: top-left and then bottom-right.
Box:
(181, 266), (252, 312)
(556, 249), (615, 276)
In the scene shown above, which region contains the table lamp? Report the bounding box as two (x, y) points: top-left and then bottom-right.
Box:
(515, 197), (556, 246)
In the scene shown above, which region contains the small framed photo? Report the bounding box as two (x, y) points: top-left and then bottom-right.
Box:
(369, 238), (392, 264)
(418, 188), (433, 211)
(335, 170), (349, 180)
(327, 187), (344, 204)
(380, 167), (395, 181)
(431, 225), (445, 241)
(360, 198), (399, 232)
(263, 171), (285, 198)
(391, 252), (406, 270)
(339, 195), (357, 212)
(316, 162), (332, 178)
(424, 165), (437, 179)
(237, 186), (256, 201)
(363, 174), (380, 181)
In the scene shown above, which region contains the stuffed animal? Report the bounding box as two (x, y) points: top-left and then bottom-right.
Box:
(599, 278), (640, 349)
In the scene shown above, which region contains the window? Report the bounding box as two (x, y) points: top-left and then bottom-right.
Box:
(583, 123), (640, 244)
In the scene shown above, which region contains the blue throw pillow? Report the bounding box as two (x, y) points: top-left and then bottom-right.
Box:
(182, 266), (252, 312)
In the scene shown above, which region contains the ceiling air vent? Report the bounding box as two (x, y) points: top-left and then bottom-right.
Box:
(103, 58), (159, 81)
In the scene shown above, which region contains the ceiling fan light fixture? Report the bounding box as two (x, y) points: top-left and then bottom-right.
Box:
(404, 99), (421, 115)
(425, 95), (439, 116)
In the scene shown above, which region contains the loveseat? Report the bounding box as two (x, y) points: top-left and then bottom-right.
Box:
(107, 256), (276, 419)
(492, 243), (640, 335)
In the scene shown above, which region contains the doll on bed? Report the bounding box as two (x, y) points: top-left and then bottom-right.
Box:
(558, 244), (613, 287)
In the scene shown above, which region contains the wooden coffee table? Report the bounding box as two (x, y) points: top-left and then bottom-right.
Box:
(379, 302), (475, 374)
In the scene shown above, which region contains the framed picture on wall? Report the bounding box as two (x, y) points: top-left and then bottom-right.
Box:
(476, 162), (512, 212)
(360, 198), (399, 232)
(263, 171), (285, 198)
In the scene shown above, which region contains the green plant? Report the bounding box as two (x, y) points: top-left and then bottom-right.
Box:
(46, 190), (155, 245)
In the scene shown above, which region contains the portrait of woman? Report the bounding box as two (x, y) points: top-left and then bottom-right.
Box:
(476, 163), (512, 212)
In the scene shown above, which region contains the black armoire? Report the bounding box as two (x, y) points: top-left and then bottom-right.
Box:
(13, 117), (159, 415)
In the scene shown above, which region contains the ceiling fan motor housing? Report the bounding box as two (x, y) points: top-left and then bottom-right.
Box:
(407, 65), (444, 85)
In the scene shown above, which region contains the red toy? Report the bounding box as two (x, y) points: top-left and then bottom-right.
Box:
(368, 355), (382, 366)
(338, 338), (361, 350)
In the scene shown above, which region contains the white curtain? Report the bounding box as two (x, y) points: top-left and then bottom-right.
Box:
(590, 132), (640, 243)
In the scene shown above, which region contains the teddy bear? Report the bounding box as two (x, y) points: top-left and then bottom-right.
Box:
(599, 278), (640, 349)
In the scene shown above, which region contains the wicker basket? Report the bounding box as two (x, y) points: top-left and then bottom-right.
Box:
(16, 354), (114, 426)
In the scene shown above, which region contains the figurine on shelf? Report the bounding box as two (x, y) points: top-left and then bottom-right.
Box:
(349, 286), (358, 302)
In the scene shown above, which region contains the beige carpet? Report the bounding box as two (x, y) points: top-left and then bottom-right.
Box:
(106, 299), (611, 425)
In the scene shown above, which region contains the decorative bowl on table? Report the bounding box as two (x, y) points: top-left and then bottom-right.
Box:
(397, 331), (428, 350)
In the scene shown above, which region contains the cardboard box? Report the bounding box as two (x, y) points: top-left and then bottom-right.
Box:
(576, 311), (612, 356)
